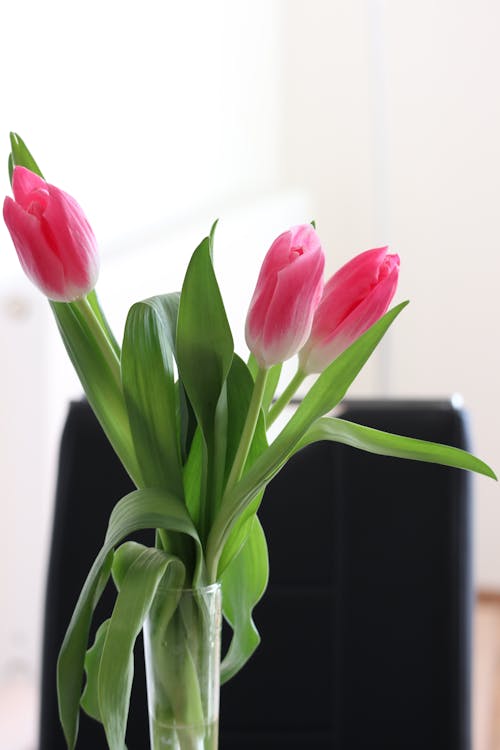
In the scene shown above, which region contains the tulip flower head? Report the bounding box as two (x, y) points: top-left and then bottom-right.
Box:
(299, 246), (400, 374)
(245, 224), (325, 368)
(3, 166), (99, 302)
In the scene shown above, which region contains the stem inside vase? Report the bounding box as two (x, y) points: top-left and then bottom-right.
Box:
(143, 583), (222, 750)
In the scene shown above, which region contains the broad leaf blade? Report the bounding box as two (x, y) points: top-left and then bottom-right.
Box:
(178, 380), (197, 462)
(57, 488), (203, 750)
(223, 356), (265, 485)
(183, 426), (206, 530)
(220, 516), (268, 683)
(176, 235), (234, 538)
(217, 355), (268, 575)
(217, 492), (264, 577)
(122, 294), (183, 495)
(50, 300), (141, 486)
(98, 543), (184, 750)
(296, 416), (497, 479)
(176, 235), (233, 436)
(81, 620), (110, 722)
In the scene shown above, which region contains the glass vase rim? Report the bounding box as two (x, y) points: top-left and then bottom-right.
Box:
(154, 581), (221, 595)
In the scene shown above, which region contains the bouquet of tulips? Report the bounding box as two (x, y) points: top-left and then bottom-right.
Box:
(3, 134), (496, 750)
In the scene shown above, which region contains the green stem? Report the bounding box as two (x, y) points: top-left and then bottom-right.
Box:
(86, 289), (121, 358)
(225, 366), (269, 494)
(267, 370), (306, 428)
(73, 296), (122, 389)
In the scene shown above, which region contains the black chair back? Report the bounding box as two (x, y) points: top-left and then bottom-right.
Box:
(40, 398), (472, 749)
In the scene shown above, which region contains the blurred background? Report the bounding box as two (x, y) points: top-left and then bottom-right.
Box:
(0, 0), (498, 747)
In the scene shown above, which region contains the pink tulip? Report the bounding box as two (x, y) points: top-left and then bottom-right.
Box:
(245, 224), (325, 368)
(3, 166), (99, 302)
(299, 246), (400, 374)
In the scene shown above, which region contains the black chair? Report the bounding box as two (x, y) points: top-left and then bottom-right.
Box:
(40, 398), (472, 749)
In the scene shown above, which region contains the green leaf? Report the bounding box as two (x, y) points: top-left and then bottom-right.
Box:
(217, 355), (268, 575)
(57, 488), (203, 750)
(217, 492), (264, 577)
(178, 380), (197, 462)
(50, 299), (142, 486)
(247, 352), (258, 379)
(207, 302), (408, 572)
(183, 426), (205, 530)
(176, 235), (233, 437)
(176, 235), (234, 538)
(81, 620), (110, 722)
(296, 416), (497, 479)
(212, 381), (229, 511)
(9, 132), (44, 178)
(121, 294), (183, 496)
(224, 356), (260, 484)
(220, 516), (268, 683)
(262, 363), (282, 415)
(208, 218), (219, 260)
(87, 289), (121, 358)
(99, 543), (185, 750)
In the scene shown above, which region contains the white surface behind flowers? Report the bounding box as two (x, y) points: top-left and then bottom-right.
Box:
(0, 1), (499, 748)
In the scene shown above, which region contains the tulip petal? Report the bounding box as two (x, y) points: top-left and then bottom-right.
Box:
(330, 261), (400, 348)
(260, 250), (324, 364)
(4, 166), (99, 302)
(313, 247), (392, 339)
(299, 247), (400, 374)
(245, 224), (325, 367)
(325, 246), (389, 295)
(11, 165), (47, 208)
(303, 263), (400, 372)
(255, 225), (322, 281)
(3, 196), (67, 299)
(255, 230), (293, 279)
(42, 185), (99, 291)
(245, 273), (279, 344)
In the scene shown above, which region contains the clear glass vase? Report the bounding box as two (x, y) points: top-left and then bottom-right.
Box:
(143, 583), (222, 750)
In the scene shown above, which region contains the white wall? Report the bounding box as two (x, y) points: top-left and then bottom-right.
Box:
(279, 0), (499, 585)
(382, 0), (500, 588)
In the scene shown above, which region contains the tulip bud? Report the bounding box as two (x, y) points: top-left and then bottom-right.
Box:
(299, 246), (400, 374)
(3, 166), (99, 302)
(245, 224), (325, 368)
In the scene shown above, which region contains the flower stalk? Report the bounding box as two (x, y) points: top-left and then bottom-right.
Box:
(267, 369), (306, 428)
(224, 366), (269, 493)
(73, 296), (122, 388)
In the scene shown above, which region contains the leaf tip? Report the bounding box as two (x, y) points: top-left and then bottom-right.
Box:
(485, 465), (498, 481)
